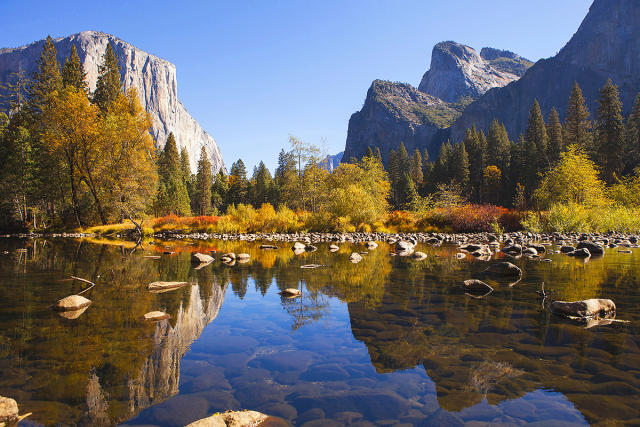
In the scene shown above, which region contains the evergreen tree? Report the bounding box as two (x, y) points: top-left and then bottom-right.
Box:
(228, 159), (249, 205)
(486, 119), (510, 175)
(463, 126), (486, 202)
(397, 142), (409, 171)
(374, 147), (383, 164)
(252, 161), (273, 206)
(521, 132), (539, 197)
(547, 107), (564, 165)
(28, 35), (62, 117)
(364, 146), (374, 159)
(564, 82), (591, 149)
(397, 172), (416, 208)
(387, 149), (400, 206)
(432, 141), (453, 186)
(450, 143), (470, 193)
(595, 79), (625, 183)
(409, 149), (423, 185)
(211, 170), (229, 212)
(156, 133), (191, 215)
(195, 146), (212, 215)
(93, 42), (121, 110)
(624, 93), (640, 173)
(62, 45), (87, 93)
(524, 99), (549, 170)
(274, 149), (297, 206)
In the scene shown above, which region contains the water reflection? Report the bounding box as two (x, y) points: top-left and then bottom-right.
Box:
(0, 238), (638, 425)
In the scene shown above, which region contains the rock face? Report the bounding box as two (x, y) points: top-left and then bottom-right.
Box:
(451, 0), (640, 142)
(343, 80), (453, 163)
(418, 41), (531, 103)
(0, 31), (224, 173)
(343, 43), (531, 163)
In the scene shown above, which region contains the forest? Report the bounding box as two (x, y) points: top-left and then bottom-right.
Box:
(2, 36), (640, 234)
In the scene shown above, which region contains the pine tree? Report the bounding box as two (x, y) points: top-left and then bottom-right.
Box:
(28, 35), (62, 117)
(624, 93), (640, 173)
(93, 42), (121, 110)
(364, 146), (374, 159)
(62, 45), (87, 93)
(211, 170), (229, 212)
(397, 142), (409, 171)
(194, 146), (212, 215)
(180, 146), (193, 204)
(451, 143), (470, 193)
(564, 82), (591, 149)
(525, 99), (549, 170)
(409, 149), (423, 185)
(397, 172), (416, 208)
(521, 132), (538, 197)
(486, 119), (510, 175)
(595, 79), (625, 183)
(252, 161), (273, 206)
(547, 107), (564, 165)
(274, 149), (297, 206)
(229, 159), (249, 205)
(387, 149), (400, 206)
(374, 147), (383, 164)
(157, 133), (191, 215)
(463, 126), (486, 202)
(432, 141), (453, 186)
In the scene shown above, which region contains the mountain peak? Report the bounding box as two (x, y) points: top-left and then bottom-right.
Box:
(418, 41), (532, 102)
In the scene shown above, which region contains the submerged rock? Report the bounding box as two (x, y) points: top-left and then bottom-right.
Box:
(147, 281), (188, 293)
(186, 410), (272, 427)
(365, 241), (378, 250)
(395, 240), (415, 252)
(52, 294), (92, 312)
(411, 251), (427, 260)
(292, 242), (306, 251)
(568, 247), (591, 258)
(329, 244), (340, 252)
(279, 288), (302, 298)
(0, 396), (19, 425)
(143, 311), (170, 321)
(550, 299), (616, 319)
(463, 279), (493, 293)
(481, 262), (522, 277)
(259, 244), (278, 250)
(349, 252), (363, 263)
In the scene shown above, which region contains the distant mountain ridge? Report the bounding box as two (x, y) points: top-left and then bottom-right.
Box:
(0, 31), (225, 174)
(343, 41), (531, 163)
(451, 0), (640, 142)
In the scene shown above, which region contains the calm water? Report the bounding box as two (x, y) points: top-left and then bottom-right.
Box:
(0, 237), (639, 426)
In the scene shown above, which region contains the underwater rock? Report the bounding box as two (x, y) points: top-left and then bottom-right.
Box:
(463, 279), (493, 293)
(481, 262), (522, 277)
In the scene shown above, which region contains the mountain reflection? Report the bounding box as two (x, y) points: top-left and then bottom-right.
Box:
(0, 238), (638, 425)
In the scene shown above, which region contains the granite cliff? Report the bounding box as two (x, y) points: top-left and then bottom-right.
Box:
(451, 0), (640, 142)
(0, 31), (224, 173)
(343, 42), (531, 163)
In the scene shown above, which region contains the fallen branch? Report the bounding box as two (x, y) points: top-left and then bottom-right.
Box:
(71, 276), (96, 295)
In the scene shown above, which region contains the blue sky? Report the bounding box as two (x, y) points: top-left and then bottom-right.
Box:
(2, 0), (592, 171)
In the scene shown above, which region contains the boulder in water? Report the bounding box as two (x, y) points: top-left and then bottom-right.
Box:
(52, 294), (92, 312)
(143, 311), (170, 321)
(482, 262), (522, 277)
(349, 252), (363, 263)
(463, 279), (493, 293)
(0, 396), (19, 425)
(550, 299), (616, 319)
(186, 410), (281, 427)
(576, 241), (605, 255)
(411, 251), (427, 260)
(147, 281), (188, 293)
(279, 288), (302, 297)
(191, 253), (214, 264)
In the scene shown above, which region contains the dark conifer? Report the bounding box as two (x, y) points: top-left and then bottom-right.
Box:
(93, 42), (121, 110)
(525, 99), (549, 170)
(28, 35), (62, 117)
(62, 45), (87, 93)
(564, 82), (591, 149)
(195, 146), (212, 215)
(595, 79), (625, 183)
(547, 107), (563, 165)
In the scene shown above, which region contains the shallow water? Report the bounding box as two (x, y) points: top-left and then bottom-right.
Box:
(0, 237), (639, 426)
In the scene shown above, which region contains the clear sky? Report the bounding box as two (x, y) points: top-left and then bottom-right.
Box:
(2, 0), (592, 171)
